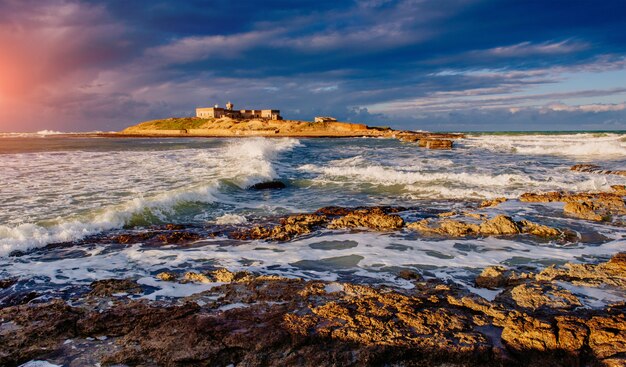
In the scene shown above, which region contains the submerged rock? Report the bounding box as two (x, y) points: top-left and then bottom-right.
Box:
(89, 279), (141, 297)
(521, 190), (626, 222)
(478, 197), (507, 208)
(248, 180), (286, 190)
(571, 164), (626, 177)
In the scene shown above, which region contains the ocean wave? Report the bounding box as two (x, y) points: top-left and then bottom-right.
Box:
(223, 138), (301, 188)
(464, 133), (626, 157)
(0, 184), (219, 257)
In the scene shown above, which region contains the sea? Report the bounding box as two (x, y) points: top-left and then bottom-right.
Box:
(1, 131), (625, 305)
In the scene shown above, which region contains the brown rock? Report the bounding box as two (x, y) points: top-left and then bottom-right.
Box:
(0, 278), (17, 289)
(479, 197), (507, 208)
(564, 201), (605, 221)
(419, 138), (453, 149)
(571, 164), (626, 177)
(478, 215), (520, 235)
(611, 185), (626, 196)
(587, 315), (626, 359)
(156, 272), (177, 281)
(89, 278), (141, 297)
(182, 271), (212, 283)
(475, 266), (507, 288)
(504, 283), (581, 311)
(328, 207), (404, 230)
(518, 220), (561, 237)
(536, 252), (626, 288)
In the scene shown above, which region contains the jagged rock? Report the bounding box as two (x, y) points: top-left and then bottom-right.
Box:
(500, 283), (582, 311)
(156, 272), (177, 281)
(398, 269), (422, 281)
(517, 220), (561, 237)
(182, 271), (212, 283)
(536, 252), (626, 288)
(418, 138), (453, 149)
(89, 279), (141, 296)
(564, 201), (605, 221)
(571, 164), (626, 177)
(475, 266), (507, 288)
(521, 190), (626, 222)
(479, 197), (507, 208)
(407, 214), (560, 238)
(155, 231), (200, 244)
(248, 180), (287, 190)
(328, 207), (404, 230)
(612, 185), (626, 196)
(478, 215), (520, 235)
(0, 278), (17, 289)
(232, 213), (328, 241)
(587, 315), (626, 360)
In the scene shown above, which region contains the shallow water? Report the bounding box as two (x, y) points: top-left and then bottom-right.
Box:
(1, 133), (625, 305)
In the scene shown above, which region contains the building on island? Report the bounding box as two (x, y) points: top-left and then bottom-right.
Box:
(196, 101), (282, 120)
(314, 116), (337, 123)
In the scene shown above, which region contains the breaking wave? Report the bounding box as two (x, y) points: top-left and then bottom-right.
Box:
(464, 133), (626, 157)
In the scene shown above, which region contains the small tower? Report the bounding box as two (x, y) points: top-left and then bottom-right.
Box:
(226, 101), (234, 110)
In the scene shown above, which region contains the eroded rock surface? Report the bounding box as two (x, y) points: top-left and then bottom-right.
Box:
(2, 261), (625, 367)
(520, 190), (626, 222)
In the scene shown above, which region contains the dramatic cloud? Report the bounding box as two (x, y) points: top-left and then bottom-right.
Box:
(0, 0), (625, 132)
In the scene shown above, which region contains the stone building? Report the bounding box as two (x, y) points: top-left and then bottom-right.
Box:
(314, 116), (337, 123)
(196, 102), (282, 120)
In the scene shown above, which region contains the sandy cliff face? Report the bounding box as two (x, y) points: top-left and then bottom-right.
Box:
(120, 117), (385, 137)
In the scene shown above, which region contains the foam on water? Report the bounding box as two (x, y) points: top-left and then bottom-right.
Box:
(0, 138), (300, 256)
(464, 133), (626, 158)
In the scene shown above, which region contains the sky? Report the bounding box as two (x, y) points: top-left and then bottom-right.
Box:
(0, 0), (625, 132)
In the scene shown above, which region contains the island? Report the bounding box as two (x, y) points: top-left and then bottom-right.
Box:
(115, 101), (463, 148)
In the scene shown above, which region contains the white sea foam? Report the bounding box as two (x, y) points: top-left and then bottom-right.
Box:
(214, 214), (248, 225)
(0, 137), (301, 256)
(464, 133), (626, 158)
(223, 137), (301, 187)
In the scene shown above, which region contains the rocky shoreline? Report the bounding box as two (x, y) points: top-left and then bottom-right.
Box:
(1, 254), (624, 367)
(2, 188), (626, 366)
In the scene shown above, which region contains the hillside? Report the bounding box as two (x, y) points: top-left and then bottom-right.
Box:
(119, 117), (395, 137)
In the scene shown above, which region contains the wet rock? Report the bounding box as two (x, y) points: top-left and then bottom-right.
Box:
(156, 272), (177, 281)
(517, 220), (561, 237)
(0, 268), (624, 367)
(155, 231), (201, 244)
(479, 197), (507, 208)
(520, 190), (626, 222)
(113, 232), (153, 244)
(612, 185), (626, 196)
(563, 201), (605, 221)
(587, 314), (626, 360)
(232, 213), (328, 241)
(418, 138), (453, 149)
(407, 214), (560, 238)
(0, 278), (17, 289)
(328, 207), (404, 230)
(89, 279), (141, 297)
(478, 215), (520, 235)
(536, 252), (626, 288)
(499, 283), (582, 311)
(182, 272), (212, 284)
(475, 266), (507, 289)
(0, 300), (83, 366)
(571, 164), (626, 177)
(248, 180), (286, 190)
(397, 269), (422, 281)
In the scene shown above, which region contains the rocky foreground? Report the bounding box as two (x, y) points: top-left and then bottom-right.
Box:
(2, 187), (626, 366)
(1, 255), (624, 367)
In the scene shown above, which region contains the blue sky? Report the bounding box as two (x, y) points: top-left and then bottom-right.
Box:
(0, 0), (625, 131)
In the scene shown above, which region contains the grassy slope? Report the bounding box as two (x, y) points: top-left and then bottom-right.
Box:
(124, 117), (211, 131)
